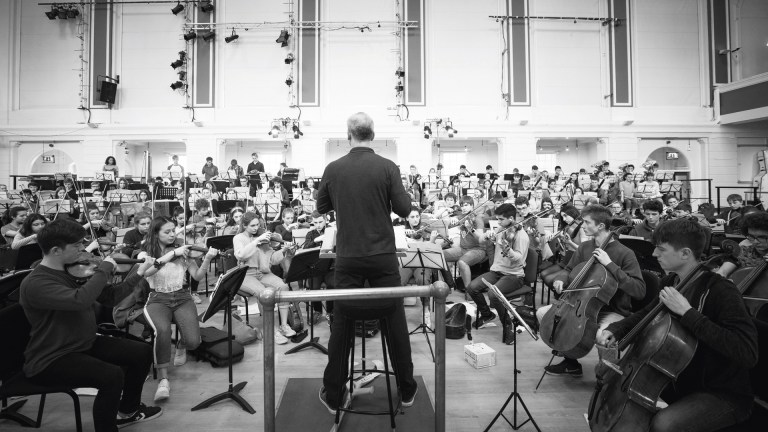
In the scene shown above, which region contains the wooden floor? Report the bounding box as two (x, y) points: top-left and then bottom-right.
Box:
(1, 284), (598, 432)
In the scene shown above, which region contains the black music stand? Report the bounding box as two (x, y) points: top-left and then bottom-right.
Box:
(482, 279), (541, 432)
(399, 241), (447, 362)
(618, 237), (664, 275)
(191, 266), (255, 414)
(283, 247), (332, 355)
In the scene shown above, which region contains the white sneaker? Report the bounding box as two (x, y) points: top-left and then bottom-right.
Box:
(275, 330), (289, 345)
(154, 379), (170, 402)
(191, 293), (202, 304)
(173, 346), (187, 366)
(280, 324), (297, 338)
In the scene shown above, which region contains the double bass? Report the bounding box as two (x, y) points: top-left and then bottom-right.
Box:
(539, 233), (617, 359)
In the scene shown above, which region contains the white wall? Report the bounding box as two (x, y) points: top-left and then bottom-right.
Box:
(0, 0), (767, 202)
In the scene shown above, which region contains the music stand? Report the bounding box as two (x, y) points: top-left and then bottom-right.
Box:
(213, 199), (240, 216)
(618, 237), (663, 274)
(283, 247), (332, 355)
(42, 199), (71, 215)
(191, 266), (255, 414)
(659, 181), (682, 196)
(482, 278), (541, 432)
(399, 241), (447, 362)
(187, 174), (201, 185)
(96, 172), (114, 181)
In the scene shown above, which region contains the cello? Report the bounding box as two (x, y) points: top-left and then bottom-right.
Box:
(730, 257), (768, 321)
(538, 232), (617, 359)
(588, 244), (737, 432)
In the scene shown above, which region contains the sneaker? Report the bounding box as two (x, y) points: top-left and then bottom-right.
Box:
(318, 386), (338, 415)
(173, 346), (187, 366)
(191, 293), (202, 304)
(544, 359), (583, 377)
(280, 324), (297, 337)
(502, 322), (516, 345)
(116, 403), (163, 428)
(401, 386), (418, 408)
(473, 312), (496, 329)
(153, 379), (170, 402)
(274, 330), (289, 345)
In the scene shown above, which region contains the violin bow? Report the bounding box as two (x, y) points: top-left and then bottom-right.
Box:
(72, 173), (107, 259)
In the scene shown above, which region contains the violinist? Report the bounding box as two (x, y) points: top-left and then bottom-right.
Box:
(301, 211), (336, 323)
(187, 198), (217, 241)
(663, 195), (680, 219)
(512, 197), (540, 247)
(608, 200), (632, 228)
(399, 207), (442, 322)
(19, 218), (162, 431)
(83, 204), (118, 240)
(121, 211), (151, 259)
(628, 200), (663, 242)
(596, 218), (757, 432)
(2, 206), (27, 243)
(716, 211), (768, 277)
(137, 189), (151, 203)
(274, 208), (300, 242)
(222, 207), (245, 236)
(443, 196), (487, 291)
(509, 168), (523, 194)
(305, 177), (319, 200)
(138, 216), (214, 402)
(619, 172), (638, 216)
(233, 211), (295, 345)
(12, 214), (48, 249)
(708, 193), (748, 234)
(468, 204), (529, 342)
(536, 205), (645, 377)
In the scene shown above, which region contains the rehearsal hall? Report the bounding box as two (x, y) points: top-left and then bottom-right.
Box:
(2, 1), (768, 432)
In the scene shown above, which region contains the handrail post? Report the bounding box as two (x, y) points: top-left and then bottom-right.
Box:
(259, 288), (277, 432)
(431, 281), (449, 432)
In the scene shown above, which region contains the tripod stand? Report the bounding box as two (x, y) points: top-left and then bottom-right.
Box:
(408, 272), (435, 362)
(283, 247), (331, 355)
(482, 278), (541, 432)
(191, 266), (255, 414)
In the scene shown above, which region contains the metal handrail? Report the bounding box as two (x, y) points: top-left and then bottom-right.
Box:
(258, 282), (450, 432)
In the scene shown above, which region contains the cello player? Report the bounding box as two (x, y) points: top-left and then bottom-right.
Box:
(536, 204), (645, 377)
(596, 218), (757, 432)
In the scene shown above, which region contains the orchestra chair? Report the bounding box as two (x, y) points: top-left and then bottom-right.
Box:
(503, 248), (540, 309)
(0, 270), (31, 307)
(0, 303), (83, 432)
(0, 245), (18, 276)
(333, 308), (403, 431)
(14, 244), (43, 271)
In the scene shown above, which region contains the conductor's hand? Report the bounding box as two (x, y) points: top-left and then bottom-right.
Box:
(553, 280), (564, 295)
(597, 330), (617, 348)
(659, 286), (692, 316)
(593, 248), (612, 267)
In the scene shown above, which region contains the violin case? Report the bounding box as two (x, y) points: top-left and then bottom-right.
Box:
(191, 326), (244, 368)
(445, 304), (468, 339)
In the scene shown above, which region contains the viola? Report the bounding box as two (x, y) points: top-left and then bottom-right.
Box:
(538, 233), (618, 359)
(66, 253), (145, 282)
(588, 245), (737, 431)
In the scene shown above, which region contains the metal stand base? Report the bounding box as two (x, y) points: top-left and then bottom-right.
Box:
(409, 303), (435, 362)
(286, 302), (328, 355)
(191, 381), (255, 414)
(0, 399), (35, 427)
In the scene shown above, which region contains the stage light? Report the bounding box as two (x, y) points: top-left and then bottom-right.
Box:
(67, 8), (79, 19)
(58, 7), (69, 19)
(225, 29), (239, 43)
(183, 31), (197, 41)
(200, 2), (214, 13)
(284, 53), (295, 64)
(395, 68), (405, 78)
(269, 125), (280, 138)
(423, 125), (432, 139)
(285, 76), (293, 86)
(292, 122), (303, 139)
(444, 122), (457, 138)
(276, 30), (290, 47)
(45, 7), (58, 20)
(178, 50), (186, 60)
(202, 31), (215, 42)
(170, 81), (184, 90)
(171, 59), (184, 69)
(178, 71), (186, 80)
(171, 2), (184, 15)
(395, 83), (404, 92)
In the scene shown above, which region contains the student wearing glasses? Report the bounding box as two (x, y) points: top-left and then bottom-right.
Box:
(716, 211), (768, 278)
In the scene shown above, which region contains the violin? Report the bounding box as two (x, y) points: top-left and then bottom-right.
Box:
(588, 244), (737, 431)
(187, 244), (232, 258)
(539, 233), (618, 359)
(66, 253), (145, 283)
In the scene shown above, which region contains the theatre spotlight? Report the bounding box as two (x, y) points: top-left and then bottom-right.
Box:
(170, 81), (184, 90)
(183, 31), (197, 41)
(67, 7), (80, 19)
(285, 76), (293, 86)
(200, 2), (214, 13)
(276, 30), (290, 47)
(395, 68), (405, 78)
(45, 6), (58, 20)
(171, 2), (184, 15)
(202, 31), (215, 42)
(284, 53), (295, 64)
(395, 83), (404, 92)
(171, 59), (184, 69)
(178, 51), (186, 60)
(444, 122), (457, 138)
(269, 124), (281, 138)
(423, 125), (432, 139)
(292, 122), (303, 139)
(177, 71), (186, 80)
(58, 7), (69, 19)
(225, 29), (239, 43)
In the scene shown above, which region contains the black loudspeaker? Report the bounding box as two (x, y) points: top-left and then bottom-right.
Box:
(99, 81), (117, 104)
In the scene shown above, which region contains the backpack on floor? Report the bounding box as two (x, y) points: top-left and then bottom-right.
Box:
(191, 326), (244, 368)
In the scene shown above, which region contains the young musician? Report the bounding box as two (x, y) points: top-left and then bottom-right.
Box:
(103, 156), (120, 179)
(305, 177), (319, 200)
(709, 194), (749, 234)
(443, 195), (487, 291)
(536, 205), (645, 377)
(201, 156), (219, 181)
(2, 206), (27, 243)
(226, 159), (244, 183)
(138, 216), (215, 402)
(717, 211), (768, 277)
(12, 214), (48, 249)
(468, 203), (530, 342)
(222, 207), (245, 236)
(597, 218), (757, 431)
(20, 218), (161, 431)
(629, 200), (663, 242)
(167, 154), (185, 184)
(121, 211), (152, 258)
(233, 211), (296, 345)
(300, 211), (336, 323)
(274, 208), (300, 241)
(246, 152), (265, 190)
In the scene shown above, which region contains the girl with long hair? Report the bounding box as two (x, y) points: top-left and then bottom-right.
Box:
(12, 214), (48, 249)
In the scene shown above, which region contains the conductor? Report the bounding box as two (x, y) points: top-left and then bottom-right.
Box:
(317, 112), (419, 413)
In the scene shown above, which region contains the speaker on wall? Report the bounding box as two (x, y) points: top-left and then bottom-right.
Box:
(99, 81), (117, 104)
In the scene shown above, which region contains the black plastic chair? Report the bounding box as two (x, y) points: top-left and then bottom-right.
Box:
(0, 303), (83, 431)
(14, 243), (42, 271)
(0, 270), (31, 307)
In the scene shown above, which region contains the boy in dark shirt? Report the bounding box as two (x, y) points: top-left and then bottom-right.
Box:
(19, 218), (161, 432)
(595, 218), (757, 431)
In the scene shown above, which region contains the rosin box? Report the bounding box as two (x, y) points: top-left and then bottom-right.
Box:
(464, 343), (496, 369)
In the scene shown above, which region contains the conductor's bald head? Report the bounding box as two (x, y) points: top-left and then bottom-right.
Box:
(347, 112), (375, 145)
